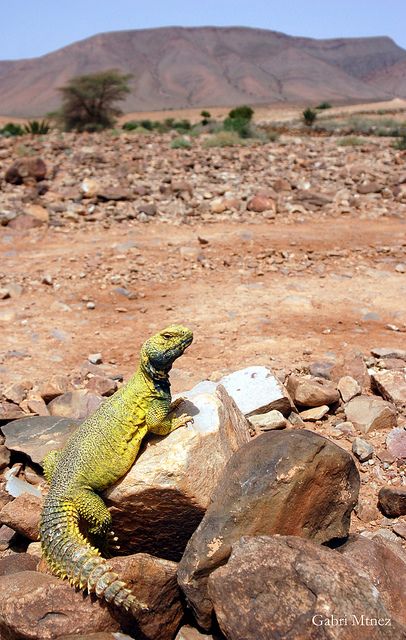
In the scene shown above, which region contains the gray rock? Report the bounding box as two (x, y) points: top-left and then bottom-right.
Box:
(88, 353), (103, 365)
(352, 437), (374, 462)
(371, 347), (406, 361)
(344, 395), (397, 433)
(1, 416), (81, 465)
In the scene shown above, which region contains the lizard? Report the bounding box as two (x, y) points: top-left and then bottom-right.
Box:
(39, 324), (193, 615)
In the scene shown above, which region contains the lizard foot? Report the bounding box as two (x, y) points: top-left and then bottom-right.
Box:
(171, 413), (194, 430)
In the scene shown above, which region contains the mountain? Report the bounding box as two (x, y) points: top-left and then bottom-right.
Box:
(1, 26), (406, 116)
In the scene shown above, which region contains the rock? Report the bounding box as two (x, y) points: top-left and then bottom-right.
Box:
(357, 181), (382, 194)
(175, 627), (213, 640)
(246, 195), (276, 213)
(0, 553), (38, 575)
(0, 401), (26, 422)
(210, 198), (227, 214)
(331, 351), (371, 390)
(137, 203), (157, 216)
(371, 347), (406, 361)
(248, 409), (287, 430)
(0, 524), (16, 551)
(339, 535), (406, 626)
(386, 427), (406, 461)
(105, 385), (250, 560)
(308, 360), (335, 379)
(2, 416), (81, 465)
(24, 204), (49, 223)
(26, 396), (50, 416)
(8, 214), (45, 230)
(286, 374), (339, 407)
(108, 553), (183, 640)
(338, 375), (362, 402)
(0, 572), (120, 639)
(344, 395), (397, 433)
(5, 157), (47, 184)
(218, 366), (292, 416)
(393, 522), (406, 539)
(85, 375), (118, 396)
(47, 390), (104, 420)
(299, 405), (329, 421)
(178, 429), (359, 629)
(3, 382), (27, 405)
(0, 444), (11, 469)
(378, 487), (406, 517)
(207, 536), (405, 640)
(88, 353), (103, 365)
(352, 437), (374, 462)
(371, 370), (406, 407)
(0, 493), (43, 540)
(26, 541), (42, 557)
(39, 374), (72, 402)
(57, 635), (132, 640)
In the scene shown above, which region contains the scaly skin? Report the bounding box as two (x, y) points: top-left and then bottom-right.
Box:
(40, 325), (193, 614)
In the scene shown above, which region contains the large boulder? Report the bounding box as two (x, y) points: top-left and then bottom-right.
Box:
(105, 385), (250, 560)
(0, 571), (120, 640)
(178, 429), (359, 629)
(207, 536), (405, 640)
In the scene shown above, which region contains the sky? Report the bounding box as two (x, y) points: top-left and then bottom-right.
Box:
(1, 0), (406, 60)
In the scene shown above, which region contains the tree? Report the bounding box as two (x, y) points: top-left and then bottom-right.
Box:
(59, 69), (132, 132)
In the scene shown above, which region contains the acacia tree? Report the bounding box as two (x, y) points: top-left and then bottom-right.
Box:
(59, 69), (132, 132)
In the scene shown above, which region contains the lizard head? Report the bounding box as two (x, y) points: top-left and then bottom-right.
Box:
(141, 324), (193, 374)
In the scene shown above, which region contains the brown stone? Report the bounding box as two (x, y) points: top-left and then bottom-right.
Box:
(109, 554), (183, 640)
(85, 375), (118, 397)
(0, 493), (43, 540)
(344, 395), (397, 433)
(0, 524), (16, 551)
(3, 383), (27, 405)
(331, 351), (370, 390)
(178, 429), (359, 629)
(338, 534), (406, 626)
(24, 204), (49, 223)
(0, 553), (38, 575)
(371, 370), (406, 407)
(8, 214), (45, 230)
(0, 572), (119, 639)
(207, 536), (404, 639)
(338, 375), (362, 403)
(5, 157), (47, 184)
(357, 181), (382, 194)
(386, 427), (406, 461)
(378, 486), (406, 517)
(105, 385), (250, 560)
(286, 374), (339, 407)
(299, 404), (329, 421)
(175, 627), (213, 640)
(0, 444), (10, 470)
(47, 389), (104, 419)
(246, 194), (276, 213)
(0, 401), (26, 422)
(39, 374), (72, 402)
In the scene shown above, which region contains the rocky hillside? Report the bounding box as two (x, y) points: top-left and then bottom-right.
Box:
(1, 26), (406, 116)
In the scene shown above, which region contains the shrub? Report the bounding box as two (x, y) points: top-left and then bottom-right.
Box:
(303, 108), (317, 126)
(0, 122), (24, 136)
(170, 137), (192, 149)
(23, 119), (50, 135)
(59, 69), (132, 132)
(337, 136), (365, 147)
(223, 115), (251, 138)
(228, 105), (254, 121)
(203, 131), (242, 147)
(316, 102), (332, 110)
(201, 110), (211, 125)
(122, 120), (139, 131)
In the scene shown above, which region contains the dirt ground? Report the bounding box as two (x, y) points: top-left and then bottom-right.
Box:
(1, 216), (405, 393)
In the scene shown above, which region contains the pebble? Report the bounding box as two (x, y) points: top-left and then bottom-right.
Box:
(86, 301), (96, 309)
(88, 353), (103, 365)
(299, 405), (329, 421)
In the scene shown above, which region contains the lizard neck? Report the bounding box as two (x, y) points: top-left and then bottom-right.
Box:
(139, 359), (171, 394)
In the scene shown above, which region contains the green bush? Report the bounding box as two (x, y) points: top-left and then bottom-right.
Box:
(122, 120), (139, 131)
(23, 119), (50, 134)
(200, 110), (211, 125)
(171, 137), (192, 149)
(203, 131), (242, 147)
(228, 105), (254, 121)
(316, 102), (332, 110)
(303, 108), (317, 126)
(223, 116), (251, 138)
(0, 122), (24, 136)
(337, 136), (365, 147)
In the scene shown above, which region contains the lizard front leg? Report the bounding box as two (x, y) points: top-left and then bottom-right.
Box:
(146, 398), (193, 435)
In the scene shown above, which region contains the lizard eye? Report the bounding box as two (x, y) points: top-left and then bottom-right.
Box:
(162, 333), (172, 339)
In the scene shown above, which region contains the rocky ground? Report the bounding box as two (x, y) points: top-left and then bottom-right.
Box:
(0, 128), (405, 639)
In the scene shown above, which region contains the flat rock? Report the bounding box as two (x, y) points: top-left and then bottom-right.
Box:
(299, 404), (330, 421)
(178, 429), (359, 629)
(338, 534), (406, 626)
(3, 382), (27, 405)
(0, 493), (43, 540)
(1, 416), (81, 465)
(371, 370), (406, 407)
(218, 366), (292, 416)
(47, 390), (104, 420)
(0, 401), (26, 422)
(207, 536), (404, 639)
(344, 395), (397, 433)
(248, 409), (287, 430)
(109, 553), (183, 640)
(286, 374), (339, 407)
(371, 347), (406, 361)
(386, 427), (406, 461)
(105, 385), (250, 560)
(378, 486), (406, 517)
(39, 374), (72, 402)
(0, 572), (120, 639)
(338, 375), (362, 403)
(0, 553), (38, 575)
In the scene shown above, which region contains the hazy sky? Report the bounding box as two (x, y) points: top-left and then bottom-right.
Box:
(1, 0), (406, 59)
